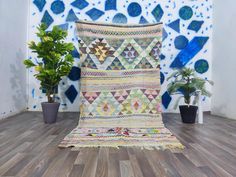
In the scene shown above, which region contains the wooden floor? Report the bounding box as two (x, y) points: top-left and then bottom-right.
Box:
(0, 112), (236, 177)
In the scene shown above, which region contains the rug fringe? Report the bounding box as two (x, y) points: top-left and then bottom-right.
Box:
(59, 143), (184, 151)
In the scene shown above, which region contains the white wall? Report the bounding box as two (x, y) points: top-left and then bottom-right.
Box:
(211, 0), (236, 119)
(0, 0), (29, 119)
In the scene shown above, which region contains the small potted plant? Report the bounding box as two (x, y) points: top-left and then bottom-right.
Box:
(24, 23), (74, 124)
(167, 67), (213, 123)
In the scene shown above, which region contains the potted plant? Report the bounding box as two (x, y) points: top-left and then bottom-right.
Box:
(167, 67), (213, 123)
(24, 23), (74, 124)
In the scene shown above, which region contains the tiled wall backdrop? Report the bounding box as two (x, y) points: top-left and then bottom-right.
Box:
(28, 0), (212, 112)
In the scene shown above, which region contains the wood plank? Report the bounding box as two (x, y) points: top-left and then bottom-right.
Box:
(15, 147), (60, 177)
(74, 148), (88, 165)
(120, 161), (135, 177)
(108, 153), (121, 177)
(3, 154), (34, 176)
(174, 153), (207, 177)
(69, 165), (84, 177)
(95, 148), (109, 177)
(144, 150), (169, 177)
(41, 149), (70, 177)
(199, 166), (220, 177)
(127, 151), (144, 177)
(56, 151), (79, 177)
(0, 153), (25, 175)
(81, 148), (99, 177)
(0, 112), (235, 176)
(134, 149), (156, 177)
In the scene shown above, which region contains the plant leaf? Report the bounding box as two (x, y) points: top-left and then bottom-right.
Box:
(23, 59), (36, 68)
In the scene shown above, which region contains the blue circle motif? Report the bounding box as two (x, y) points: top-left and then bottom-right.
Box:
(127, 2), (142, 17)
(51, 0), (65, 15)
(112, 13), (128, 24)
(174, 35), (189, 50)
(194, 59), (209, 74)
(179, 6), (193, 20)
(68, 66), (81, 81)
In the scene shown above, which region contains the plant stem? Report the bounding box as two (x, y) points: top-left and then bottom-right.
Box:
(47, 94), (54, 103)
(46, 89), (54, 103)
(185, 76), (191, 106)
(185, 96), (191, 106)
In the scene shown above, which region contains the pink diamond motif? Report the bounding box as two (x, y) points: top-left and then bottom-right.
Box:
(111, 90), (130, 103)
(141, 89), (160, 101)
(82, 92), (101, 104)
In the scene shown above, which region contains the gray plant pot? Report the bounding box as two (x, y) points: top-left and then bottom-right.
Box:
(41, 102), (60, 124)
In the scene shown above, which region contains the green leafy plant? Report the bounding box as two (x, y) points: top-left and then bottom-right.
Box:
(24, 23), (74, 103)
(167, 67), (213, 109)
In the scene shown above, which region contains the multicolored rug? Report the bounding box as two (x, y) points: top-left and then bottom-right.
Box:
(59, 21), (184, 150)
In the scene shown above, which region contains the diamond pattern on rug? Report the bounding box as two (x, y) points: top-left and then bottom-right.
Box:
(121, 89), (150, 115)
(141, 89), (160, 101)
(111, 90), (130, 103)
(107, 57), (125, 70)
(82, 92), (101, 104)
(81, 55), (98, 69)
(116, 39), (144, 69)
(92, 92), (121, 116)
(134, 38), (154, 49)
(105, 38), (124, 50)
(149, 41), (162, 61)
(80, 36), (97, 46)
(144, 38), (162, 68)
(120, 43), (139, 63)
(89, 38), (115, 64)
(149, 99), (162, 114)
(135, 57), (153, 69)
(78, 39), (87, 54)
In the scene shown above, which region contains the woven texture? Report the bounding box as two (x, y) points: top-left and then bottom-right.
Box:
(59, 21), (183, 149)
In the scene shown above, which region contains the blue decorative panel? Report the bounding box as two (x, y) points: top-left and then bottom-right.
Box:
(188, 20), (204, 32)
(105, 0), (116, 11)
(170, 37), (209, 68)
(174, 35), (189, 50)
(66, 9), (78, 22)
(162, 92), (172, 109)
(71, 0), (89, 10)
(86, 8), (104, 21)
(139, 16), (148, 24)
(160, 72), (165, 85)
(33, 0), (46, 12)
(168, 19), (180, 33)
(68, 66), (81, 81)
(112, 13), (127, 24)
(29, 0), (212, 112)
(127, 2), (142, 17)
(162, 28), (168, 41)
(65, 85), (78, 103)
(160, 54), (166, 60)
(179, 6), (193, 20)
(194, 59), (209, 74)
(152, 4), (164, 22)
(51, 0), (65, 15)
(71, 47), (80, 58)
(41, 10), (54, 28)
(170, 37), (208, 68)
(57, 23), (68, 31)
